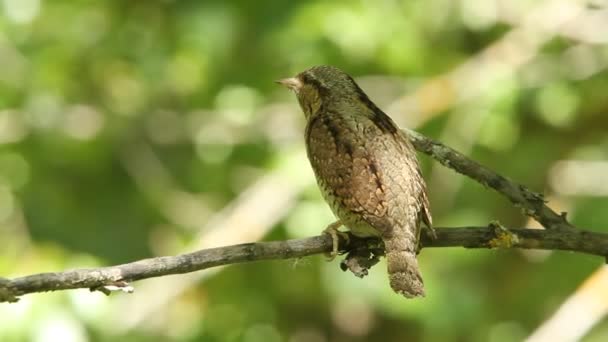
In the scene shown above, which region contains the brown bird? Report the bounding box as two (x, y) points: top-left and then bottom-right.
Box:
(277, 65), (433, 298)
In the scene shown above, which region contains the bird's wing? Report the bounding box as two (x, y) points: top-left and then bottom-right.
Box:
(419, 175), (433, 228)
(370, 124), (428, 236)
(306, 112), (391, 234)
(306, 110), (431, 237)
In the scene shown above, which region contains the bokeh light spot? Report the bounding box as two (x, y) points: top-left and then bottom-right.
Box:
(536, 82), (579, 128)
(2, 0), (40, 24)
(215, 85), (261, 126)
(63, 105), (104, 140)
(0, 110), (28, 143)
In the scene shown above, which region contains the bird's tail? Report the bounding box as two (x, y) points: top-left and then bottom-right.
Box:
(383, 231), (424, 298)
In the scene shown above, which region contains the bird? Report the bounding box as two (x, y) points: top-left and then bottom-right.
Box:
(276, 65), (433, 298)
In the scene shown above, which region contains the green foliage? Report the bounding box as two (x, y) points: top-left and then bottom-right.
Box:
(1, 0), (607, 341)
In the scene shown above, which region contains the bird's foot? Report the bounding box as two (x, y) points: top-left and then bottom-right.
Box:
(323, 220), (348, 261)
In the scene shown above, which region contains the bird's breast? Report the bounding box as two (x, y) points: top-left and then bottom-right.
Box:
(305, 112), (403, 236)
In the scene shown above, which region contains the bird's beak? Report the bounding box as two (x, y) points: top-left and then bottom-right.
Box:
(275, 77), (302, 91)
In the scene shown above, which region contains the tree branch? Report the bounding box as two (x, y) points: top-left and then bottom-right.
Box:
(0, 131), (594, 303)
(405, 129), (574, 230)
(1, 225), (607, 303)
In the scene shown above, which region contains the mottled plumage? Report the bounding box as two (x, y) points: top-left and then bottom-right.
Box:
(277, 65), (432, 298)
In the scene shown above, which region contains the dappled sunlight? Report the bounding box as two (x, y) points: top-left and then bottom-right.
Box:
(0, 0), (607, 341)
(550, 160), (608, 196)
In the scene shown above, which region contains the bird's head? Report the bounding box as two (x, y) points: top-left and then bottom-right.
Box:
(277, 65), (366, 119)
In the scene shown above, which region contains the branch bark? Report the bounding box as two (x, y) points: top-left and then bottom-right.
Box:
(1, 226), (607, 303)
(0, 131), (596, 303)
(405, 129), (574, 230)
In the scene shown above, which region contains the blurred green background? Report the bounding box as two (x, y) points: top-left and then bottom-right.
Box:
(1, 0), (608, 341)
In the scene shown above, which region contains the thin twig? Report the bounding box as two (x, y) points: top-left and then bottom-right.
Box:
(1, 226), (607, 303)
(405, 129), (574, 231)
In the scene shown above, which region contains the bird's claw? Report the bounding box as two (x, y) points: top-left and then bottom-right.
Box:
(323, 220), (348, 261)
